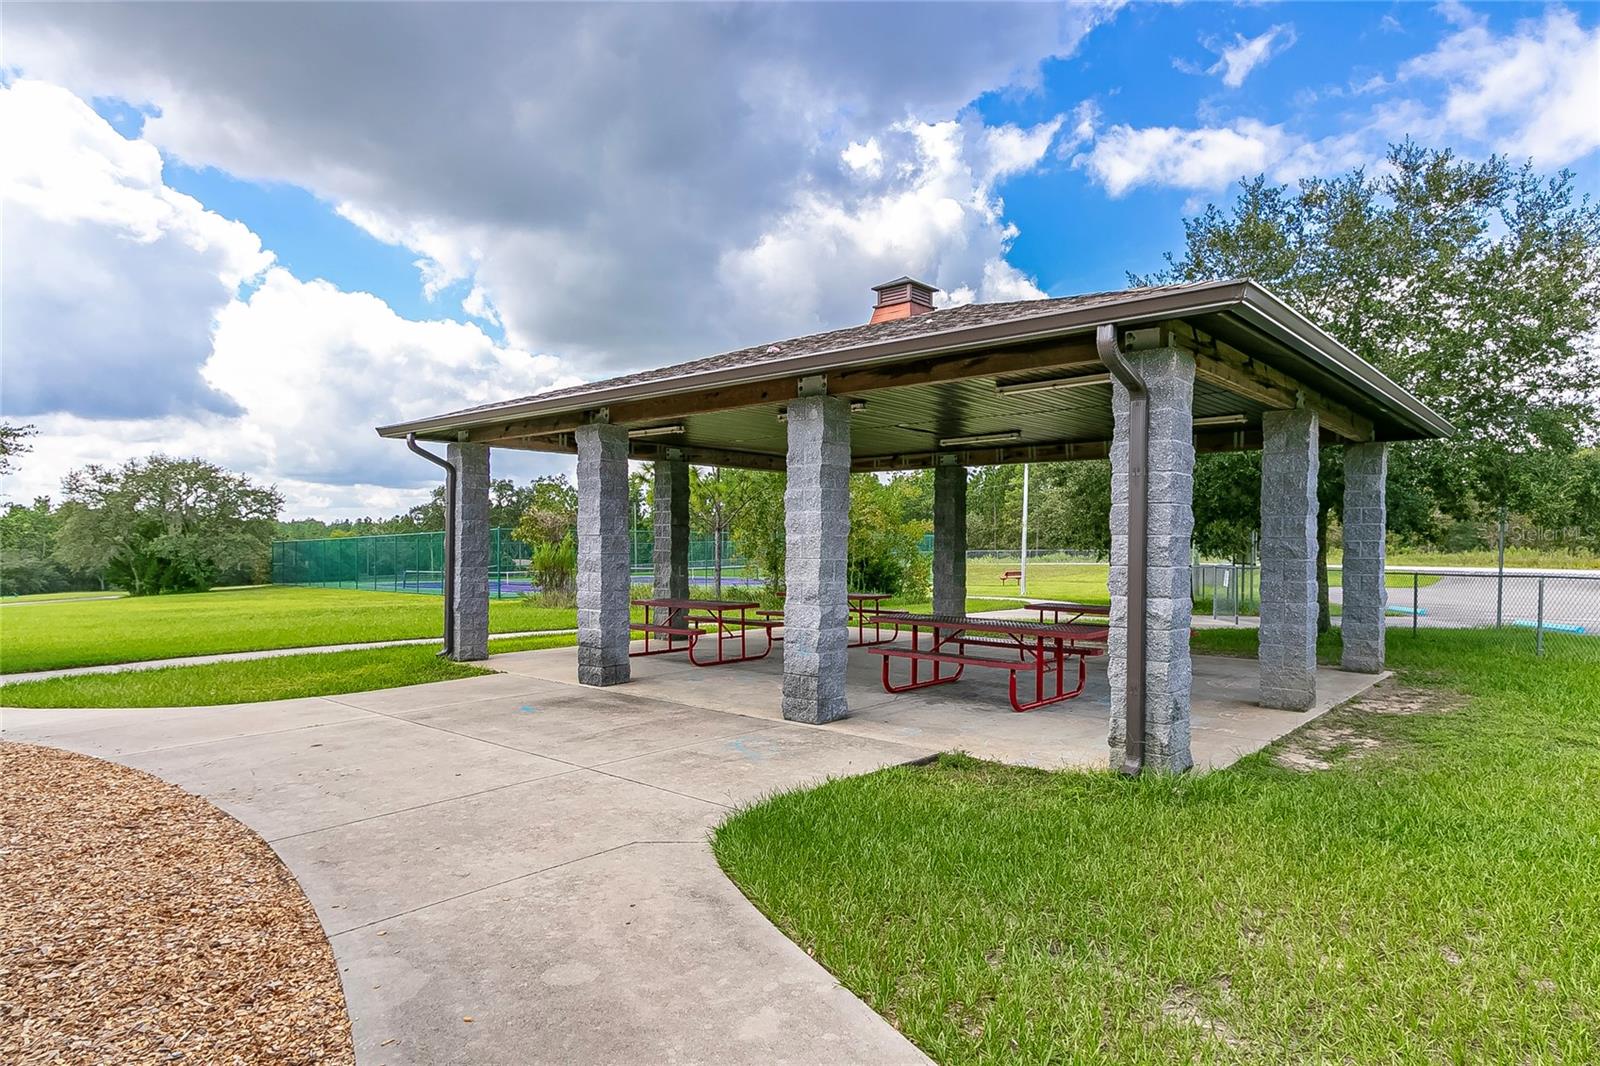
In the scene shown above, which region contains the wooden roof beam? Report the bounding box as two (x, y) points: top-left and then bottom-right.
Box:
(1166, 321), (1374, 441)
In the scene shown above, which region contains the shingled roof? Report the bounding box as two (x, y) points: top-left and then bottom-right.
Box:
(377, 278), (1454, 442)
(425, 282), (1214, 421)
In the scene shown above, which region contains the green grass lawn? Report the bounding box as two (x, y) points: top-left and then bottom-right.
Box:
(0, 633), (577, 708)
(713, 629), (1600, 1064)
(0, 585), (577, 674)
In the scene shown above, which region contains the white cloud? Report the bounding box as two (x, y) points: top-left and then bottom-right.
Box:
(0, 82), (573, 517)
(719, 119), (1054, 334)
(1399, 6), (1600, 165)
(200, 268), (567, 487)
(1078, 5), (1600, 197)
(3, 3), (1114, 373)
(1208, 25), (1297, 89)
(1075, 119), (1296, 197)
(841, 139), (884, 179)
(1, 80), (272, 419)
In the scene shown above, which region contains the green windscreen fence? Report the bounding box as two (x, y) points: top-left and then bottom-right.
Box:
(272, 528), (751, 597)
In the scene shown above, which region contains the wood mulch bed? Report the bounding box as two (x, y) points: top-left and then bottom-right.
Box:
(1, 742), (354, 1064)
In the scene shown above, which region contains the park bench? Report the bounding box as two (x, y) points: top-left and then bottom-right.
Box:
(1000, 569), (1023, 586)
(870, 612), (1107, 713)
(628, 620), (704, 657)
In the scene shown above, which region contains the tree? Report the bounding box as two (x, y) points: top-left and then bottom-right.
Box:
(0, 497), (104, 595)
(0, 422), (35, 479)
(690, 467), (767, 596)
(511, 474), (579, 547)
(724, 471), (787, 591)
(55, 457), (282, 595)
(720, 470), (932, 598)
(847, 473), (931, 598)
(1141, 142), (1600, 628)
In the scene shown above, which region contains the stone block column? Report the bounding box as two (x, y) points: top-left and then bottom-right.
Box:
(652, 452), (690, 628)
(447, 442), (491, 661)
(1107, 348), (1196, 773)
(782, 394), (850, 724)
(1259, 409), (1320, 709)
(576, 423), (631, 687)
(932, 462), (967, 616)
(1340, 442), (1388, 673)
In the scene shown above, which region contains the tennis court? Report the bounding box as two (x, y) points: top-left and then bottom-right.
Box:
(273, 529), (758, 598)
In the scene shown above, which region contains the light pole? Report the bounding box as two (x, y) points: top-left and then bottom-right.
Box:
(1019, 463), (1030, 597)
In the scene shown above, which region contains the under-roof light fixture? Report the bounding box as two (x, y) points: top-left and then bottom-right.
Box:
(938, 430), (1023, 448)
(995, 373), (1112, 396)
(628, 423), (686, 439)
(1192, 414), (1248, 428)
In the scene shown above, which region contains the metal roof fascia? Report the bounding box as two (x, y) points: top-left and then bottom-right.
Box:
(1232, 284), (1455, 439)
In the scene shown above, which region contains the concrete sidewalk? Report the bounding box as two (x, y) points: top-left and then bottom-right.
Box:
(0, 630), (577, 685)
(4, 673), (933, 1065)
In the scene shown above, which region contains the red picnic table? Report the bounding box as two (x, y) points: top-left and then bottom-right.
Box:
(846, 592), (899, 647)
(629, 597), (778, 666)
(750, 592), (901, 647)
(1024, 601), (1111, 627)
(869, 612), (1108, 713)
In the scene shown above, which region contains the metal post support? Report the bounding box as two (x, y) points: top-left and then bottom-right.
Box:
(1496, 506), (1507, 627)
(1412, 572), (1419, 634)
(1019, 463), (1030, 597)
(1233, 563), (1241, 626)
(1536, 577), (1546, 657)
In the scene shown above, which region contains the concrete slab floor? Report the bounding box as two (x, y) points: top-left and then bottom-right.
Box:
(492, 637), (1386, 771)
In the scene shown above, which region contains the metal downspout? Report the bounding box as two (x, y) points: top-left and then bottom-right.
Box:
(1096, 324), (1147, 776)
(406, 434), (456, 659)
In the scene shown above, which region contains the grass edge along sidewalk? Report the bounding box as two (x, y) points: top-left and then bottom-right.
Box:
(713, 628), (1600, 1065)
(0, 586), (579, 675)
(0, 634), (577, 708)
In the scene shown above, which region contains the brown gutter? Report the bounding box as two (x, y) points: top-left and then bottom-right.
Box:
(1096, 324), (1145, 776)
(406, 434), (455, 659)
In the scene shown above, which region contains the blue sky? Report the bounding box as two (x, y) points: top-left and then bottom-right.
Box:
(3, 2), (1597, 517)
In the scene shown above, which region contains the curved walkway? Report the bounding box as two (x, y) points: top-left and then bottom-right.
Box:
(2, 670), (932, 1064)
(0, 630), (579, 685)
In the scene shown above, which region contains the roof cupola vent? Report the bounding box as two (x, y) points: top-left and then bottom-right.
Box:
(869, 276), (938, 323)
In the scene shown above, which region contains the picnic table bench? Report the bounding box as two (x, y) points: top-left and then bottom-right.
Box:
(1024, 601), (1111, 627)
(869, 612), (1107, 712)
(846, 592), (899, 647)
(738, 593), (900, 647)
(630, 597), (779, 665)
(1000, 569), (1023, 586)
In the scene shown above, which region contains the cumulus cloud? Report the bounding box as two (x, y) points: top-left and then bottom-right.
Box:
(1399, 6), (1600, 166)
(201, 269), (567, 487)
(1206, 25), (1297, 88)
(0, 80), (271, 418)
(1075, 119), (1297, 197)
(1079, 5), (1599, 196)
(0, 86), (571, 517)
(719, 119), (1054, 333)
(4, 3), (1111, 372)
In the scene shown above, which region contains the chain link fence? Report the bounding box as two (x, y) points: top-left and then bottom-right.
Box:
(967, 550), (1597, 661)
(272, 528), (751, 597)
(1190, 563), (1598, 659)
(271, 529), (534, 597)
(273, 531), (1596, 659)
